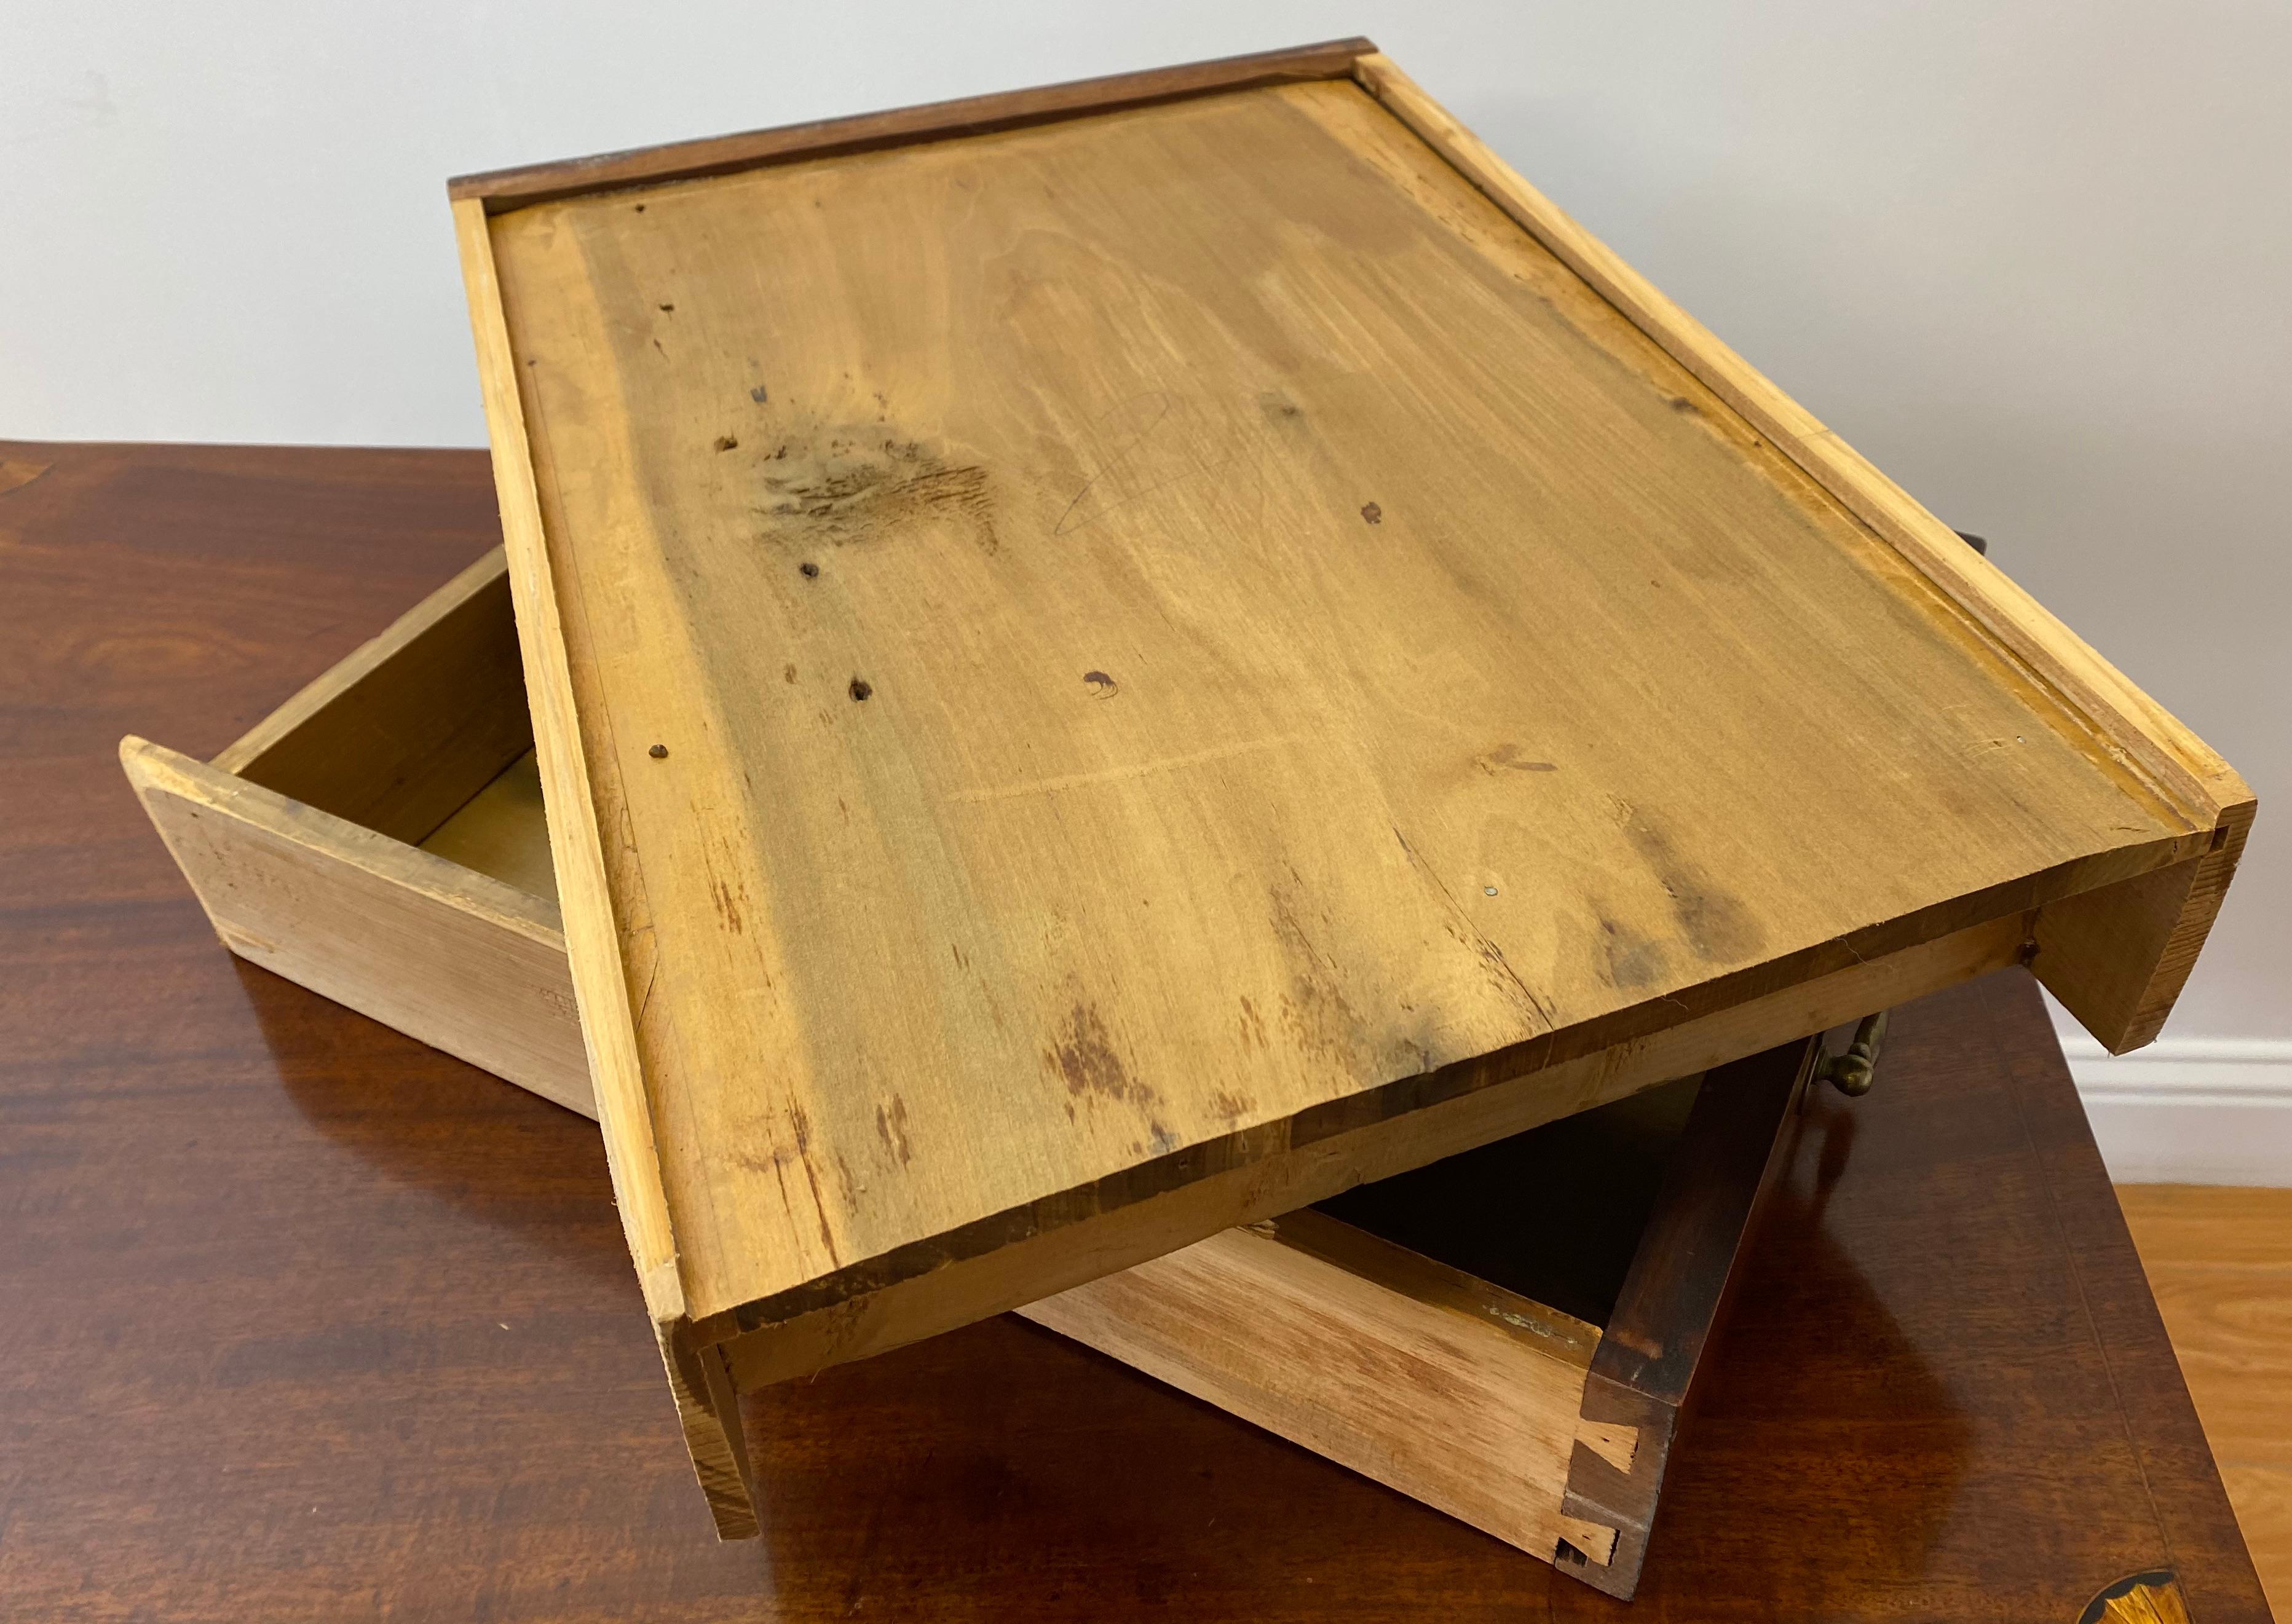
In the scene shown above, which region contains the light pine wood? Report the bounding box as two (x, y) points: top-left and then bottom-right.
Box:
(213, 546), (531, 845)
(420, 748), (556, 897)
(459, 60), (2237, 1404)
(119, 737), (590, 1116)
(451, 195), (760, 1534)
(1345, 50), (2254, 1054)
(451, 57), (2253, 1525)
(127, 601), (1817, 1579)
(128, 554), (2132, 1568)
(2120, 1184), (2292, 1620)
(1021, 1210), (1621, 1565)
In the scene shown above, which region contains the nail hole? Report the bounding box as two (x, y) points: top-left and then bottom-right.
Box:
(1361, 502), (1383, 525)
(848, 677), (872, 702)
(799, 561), (820, 578)
(648, 743), (668, 759)
(713, 434), (738, 452)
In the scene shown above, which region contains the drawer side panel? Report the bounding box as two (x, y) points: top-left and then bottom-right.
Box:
(122, 737), (591, 1116)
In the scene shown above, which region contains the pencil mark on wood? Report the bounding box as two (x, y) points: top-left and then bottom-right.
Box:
(1054, 390), (1243, 536)
(948, 735), (1303, 804)
(1476, 742), (1557, 775)
(783, 1105), (842, 1257)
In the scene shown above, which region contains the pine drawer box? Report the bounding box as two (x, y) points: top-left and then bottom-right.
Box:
(122, 550), (1812, 1596)
(130, 36), (2251, 1590)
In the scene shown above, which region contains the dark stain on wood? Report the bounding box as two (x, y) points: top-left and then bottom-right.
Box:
(875, 1096), (914, 1167)
(1476, 742), (1557, 775)
(1598, 913), (1670, 992)
(1045, 1003), (1155, 1112)
(1620, 814), (1764, 964)
(753, 428), (997, 556)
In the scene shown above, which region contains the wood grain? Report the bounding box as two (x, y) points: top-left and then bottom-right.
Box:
(457, 196), (759, 1532)
(449, 37), (1375, 211)
(211, 546), (530, 844)
(1558, 1038), (1809, 1596)
(1346, 50), (2254, 1052)
(462, 65), (2232, 1416)
(116, 537), (2053, 1427)
(121, 736), (590, 1116)
(8, 439), (2269, 1620)
(1021, 1212), (1618, 1565)
(419, 747), (558, 897)
(110, 554), (1839, 1584)
(2120, 1184), (2292, 1619)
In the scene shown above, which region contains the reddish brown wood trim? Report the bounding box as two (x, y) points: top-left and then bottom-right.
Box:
(1557, 1035), (1815, 1599)
(449, 37), (1377, 213)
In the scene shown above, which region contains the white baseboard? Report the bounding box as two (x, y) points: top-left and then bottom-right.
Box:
(2057, 1033), (2292, 1186)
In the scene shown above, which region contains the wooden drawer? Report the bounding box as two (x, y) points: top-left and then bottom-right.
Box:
(126, 548), (1937, 1594)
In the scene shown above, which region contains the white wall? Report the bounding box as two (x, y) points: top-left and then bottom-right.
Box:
(7, 2), (2286, 1175)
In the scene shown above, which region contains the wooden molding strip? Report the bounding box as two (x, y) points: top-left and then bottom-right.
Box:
(451, 199), (686, 1326)
(1348, 51), (2248, 837)
(457, 194), (763, 1535)
(451, 37), (1378, 213)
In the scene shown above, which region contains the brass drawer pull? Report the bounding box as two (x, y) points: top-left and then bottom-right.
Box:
(1817, 1011), (1889, 1097)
